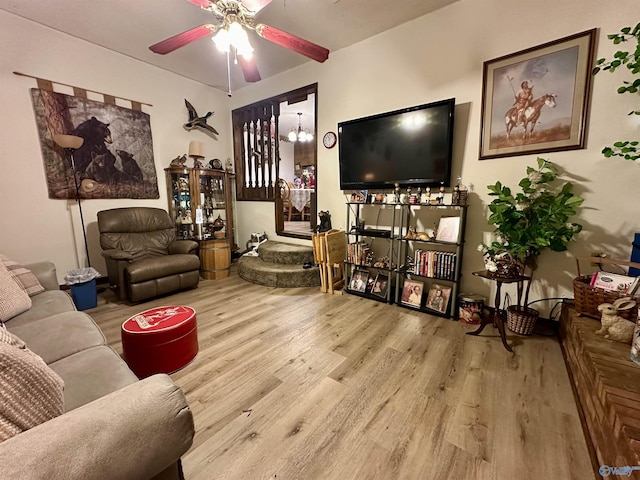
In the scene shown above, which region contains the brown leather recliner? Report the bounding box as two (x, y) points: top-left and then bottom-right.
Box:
(98, 207), (200, 302)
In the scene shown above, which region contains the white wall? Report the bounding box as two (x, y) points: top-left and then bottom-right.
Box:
(230, 0), (640, 315)
(0, 11), (233, 283)
(1, 1), (638, 315)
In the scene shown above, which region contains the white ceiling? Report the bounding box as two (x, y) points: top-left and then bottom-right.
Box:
(0, 0), (458, 93)
(1, 0), (458, 134)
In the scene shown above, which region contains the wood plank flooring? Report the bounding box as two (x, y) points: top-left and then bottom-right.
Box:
(88, 271), (594, 480)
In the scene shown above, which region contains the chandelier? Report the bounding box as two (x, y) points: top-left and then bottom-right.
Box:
(288, 112), (313, 143)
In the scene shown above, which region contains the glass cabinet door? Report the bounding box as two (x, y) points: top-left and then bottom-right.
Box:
(198, 169), (227, 240)
(165, 167), (194, 239)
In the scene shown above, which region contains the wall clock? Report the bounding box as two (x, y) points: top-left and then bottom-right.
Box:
(323, 131), (337, 149)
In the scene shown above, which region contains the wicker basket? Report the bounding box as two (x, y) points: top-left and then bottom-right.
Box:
(573, 275), (637, 320)
(573, 256), (640, 320)
(506, 306), (539, 336)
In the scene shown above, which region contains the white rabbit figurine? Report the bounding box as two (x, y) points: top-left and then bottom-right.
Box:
(596, 297), (637, 344)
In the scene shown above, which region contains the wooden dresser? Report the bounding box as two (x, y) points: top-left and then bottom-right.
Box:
(559, 304), (640, 477)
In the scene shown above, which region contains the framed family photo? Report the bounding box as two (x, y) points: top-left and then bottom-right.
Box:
(425, 284), (452, 314)
(479, 29), (596, 159)
(401, 279), (424, 308)
(372, 273), (389, 298)
(349, 269), (369, 293)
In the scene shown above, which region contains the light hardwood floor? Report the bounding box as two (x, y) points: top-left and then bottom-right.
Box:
(89, 272), (595, 480)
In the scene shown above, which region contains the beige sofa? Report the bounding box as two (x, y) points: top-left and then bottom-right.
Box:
(0, 261), (194, 480)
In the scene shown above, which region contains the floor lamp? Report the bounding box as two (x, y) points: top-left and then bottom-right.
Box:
(53, 133), (91, 268)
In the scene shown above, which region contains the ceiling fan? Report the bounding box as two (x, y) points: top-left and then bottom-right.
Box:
(149, 0), (330, 84)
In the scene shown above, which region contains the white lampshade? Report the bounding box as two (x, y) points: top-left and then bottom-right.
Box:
(188, 141), (204, 158)
(53, 133), (84, 150)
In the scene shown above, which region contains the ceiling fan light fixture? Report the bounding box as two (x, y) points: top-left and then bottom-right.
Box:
(213, 21), (254, 59)
(212, 28), (230, 53)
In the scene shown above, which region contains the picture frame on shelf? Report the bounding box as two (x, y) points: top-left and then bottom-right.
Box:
(479, 29), (596, 159)
(435, 216), (460, 243)
(372, 273), (389, 298)
(365, 276), (376, 293)
(349, 269), (369, 293)
(425, 283), (452, 314)
(350, 190), (368, 203)
(401, 279), (424, 307)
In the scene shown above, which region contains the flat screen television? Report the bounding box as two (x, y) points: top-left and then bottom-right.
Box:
(338, 98), (455, 190)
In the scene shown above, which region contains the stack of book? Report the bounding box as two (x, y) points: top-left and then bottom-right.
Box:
(347, 242), (371, 266)
(413, 250), (456, 280)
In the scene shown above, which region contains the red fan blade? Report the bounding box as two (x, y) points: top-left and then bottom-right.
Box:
(149, 25), (215, 54)
(241, 0), (273, 13)
(255, 24), (329, 63)
(185, 0), (211, 7)
(238, 56), (262, 83)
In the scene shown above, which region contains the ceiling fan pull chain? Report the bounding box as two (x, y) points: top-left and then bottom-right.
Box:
(226, 50), (233, 97)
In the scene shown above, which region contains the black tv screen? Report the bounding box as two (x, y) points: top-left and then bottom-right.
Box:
(338, 98), (455, 190)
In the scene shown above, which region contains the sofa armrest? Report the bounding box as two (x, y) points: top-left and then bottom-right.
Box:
(169, 240), (199, 255)
(101, 248), (134, 261)
(24, 261), (59, 291)
(0, 374), (194, 480)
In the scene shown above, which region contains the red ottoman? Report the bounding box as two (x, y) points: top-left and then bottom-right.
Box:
(121, 305), (198, 378)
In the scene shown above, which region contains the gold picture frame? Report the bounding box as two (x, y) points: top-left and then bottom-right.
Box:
(479, 29), (596, 160)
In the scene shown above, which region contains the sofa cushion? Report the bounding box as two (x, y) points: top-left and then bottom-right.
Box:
(0, 327), (64, 442)
(6, 290), (75, 328)
(49, 346), (138, 411)
(0, 254), (45, 297)
(7, 312), (106, 365)
(0, 265), (31, 322)
(126, 254), (200, 283)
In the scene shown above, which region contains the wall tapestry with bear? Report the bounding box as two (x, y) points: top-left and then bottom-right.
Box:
(31, 88), (159, 199)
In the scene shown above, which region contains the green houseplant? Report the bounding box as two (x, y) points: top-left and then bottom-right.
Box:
(592, 22), (640, 161)
(480, 158), (584, 331)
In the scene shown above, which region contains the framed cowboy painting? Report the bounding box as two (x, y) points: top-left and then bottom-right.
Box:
(479, 29), (596, 159)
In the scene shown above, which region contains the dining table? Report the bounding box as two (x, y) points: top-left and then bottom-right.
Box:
(289, 188), (313, 212)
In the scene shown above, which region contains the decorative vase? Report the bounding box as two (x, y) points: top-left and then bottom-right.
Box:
(212, 215), (225, 231)
(506, 305), (539, 335)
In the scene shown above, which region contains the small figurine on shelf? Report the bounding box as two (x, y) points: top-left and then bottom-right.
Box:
(169, 154), (187, 168)
(416, 187), (423, 204)
(425, 186), (431, 203)
(182, 209), (193, 224)
(193, 158), (204, 169)
(405, 186), (412, 204)
(405, 226), (418, 240)
(365, 250), (375, 266)
(373, 256), (397, 270)
(455, 176), (469, 206)
(177, 177), (189, 191)
(394, 183), (401, 203)
(437, 183), (445, 205)
(225, 157), (234, 173)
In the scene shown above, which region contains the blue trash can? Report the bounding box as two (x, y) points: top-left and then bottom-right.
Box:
(70, 279), (97, 310)
(65, 268), (100, 311)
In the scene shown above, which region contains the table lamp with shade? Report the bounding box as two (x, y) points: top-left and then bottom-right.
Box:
(188, 141), (204, 168)
(53, 133), (91, 268)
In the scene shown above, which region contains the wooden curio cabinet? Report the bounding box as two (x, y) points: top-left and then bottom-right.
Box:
(165, 167), (238, 279)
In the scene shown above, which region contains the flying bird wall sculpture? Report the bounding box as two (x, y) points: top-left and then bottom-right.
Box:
(184, 99), (219, 135)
